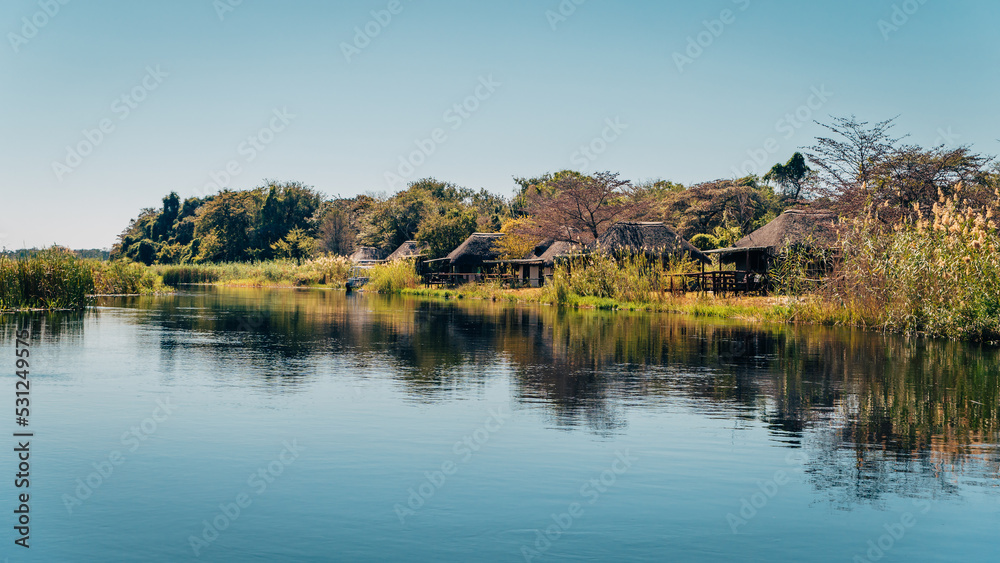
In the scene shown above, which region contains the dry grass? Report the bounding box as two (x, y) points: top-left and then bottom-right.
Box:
(823, 190), (1000, 339)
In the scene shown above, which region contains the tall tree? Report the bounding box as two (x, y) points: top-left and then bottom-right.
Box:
(193, 189), (264, 262)
(415, 209), (479, 259)
(520, 171), (640, 243)
(764, 153), (812, 200)
(661, 177), (783, 239)
(806, 115), (906, 199)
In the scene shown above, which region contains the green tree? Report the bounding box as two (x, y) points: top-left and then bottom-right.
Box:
(271, 228), (316, 265)
(315, 195), (374, 255)
(764, 152), (812, 200)
(256, 182), (322, 257)
(415, 209), (479, 259)
(356, 178), (497, 251)
(193, 189), (264, 262)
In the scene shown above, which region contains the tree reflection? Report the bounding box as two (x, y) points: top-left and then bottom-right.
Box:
(9, 288), (998, 507)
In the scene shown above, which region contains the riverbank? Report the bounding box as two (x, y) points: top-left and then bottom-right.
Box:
(0, 249), (160, 311)
(154, 255), (352, 289)
(404, 285), (830, 323)
(398, 284), (997, 343)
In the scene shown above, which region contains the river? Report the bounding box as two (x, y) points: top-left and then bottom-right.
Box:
(1, 287), (997, 561)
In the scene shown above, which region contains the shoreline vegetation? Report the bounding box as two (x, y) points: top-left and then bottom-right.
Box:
(3, 222), (999, 342)
(0, 248), (160, 311)
(4, 117), (999, 341)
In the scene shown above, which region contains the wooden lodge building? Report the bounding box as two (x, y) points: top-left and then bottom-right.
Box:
(594, 221), (711, 265)
(423, 233), (504, 285)
(706, 209), (838, 273)
(488, 239), (585, 287)
(385, 240), (428, 262)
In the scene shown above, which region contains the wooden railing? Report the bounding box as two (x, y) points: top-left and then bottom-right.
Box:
(666, 271), (766, 296)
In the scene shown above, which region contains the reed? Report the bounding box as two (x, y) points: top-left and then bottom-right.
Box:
(542, 252), (700, 305)
(0, 248), (158, 311)
(823, 192), (1000, 340)
(365, 260), (420, 294)
(157, 255), (353, 288)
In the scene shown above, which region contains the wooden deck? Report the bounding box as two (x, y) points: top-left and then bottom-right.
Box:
(420, 270), (766, 295)
(665, 271), (766, 296)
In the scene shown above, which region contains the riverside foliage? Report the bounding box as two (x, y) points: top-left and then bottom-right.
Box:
(825, 191), (1000, 340)
(0, 248), (158, 310)
(156, 255), (353, 288)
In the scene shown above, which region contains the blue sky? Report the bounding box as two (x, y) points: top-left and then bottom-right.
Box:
(1, 0), (998, 249)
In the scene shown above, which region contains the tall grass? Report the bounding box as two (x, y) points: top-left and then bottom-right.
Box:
(366, 260), (420, 293)
(157, 255), (352, 288)
(823, 193), (1000, 339)
(0, 248), (158, 310)
(542, 252), (700, 305)
(92, 260), (159, 294)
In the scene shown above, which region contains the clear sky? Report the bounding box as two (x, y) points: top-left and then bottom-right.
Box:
(2, 0), (998, 249)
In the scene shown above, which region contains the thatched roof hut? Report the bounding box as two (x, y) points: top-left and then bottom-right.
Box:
(446, 233), (503, 266)
(349, 246), (386, 263)
(595, 222), (710, 263)
(489, 239), (584, 267)
(705, 209), (839, 272)
(732, 209), (838, 250)
(524, 239), (584, 266)
(385, 241), (428, 261)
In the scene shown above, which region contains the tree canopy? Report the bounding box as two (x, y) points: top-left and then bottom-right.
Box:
(112, 117), (998, 265)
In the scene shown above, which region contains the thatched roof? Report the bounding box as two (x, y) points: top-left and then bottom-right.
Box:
(349, 246), (386, 263)
(734, 209), (838, 250)
(595, 222), (710, 263)
(385, 240), (428, 261)
(526, 239), (584, 266)
(446, 233), (503, 265)
(491, 239), (584, 266)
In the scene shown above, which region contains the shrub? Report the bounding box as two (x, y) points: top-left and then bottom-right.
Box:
(824, 192), (1000, 339)
(543, 252), (700, 305)
(366, 260), (420, 293)
(690, 233), (720, 251)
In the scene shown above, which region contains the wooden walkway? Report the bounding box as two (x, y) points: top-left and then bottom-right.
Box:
(665, 271), (765, 296)
(421, 270), (766, 295)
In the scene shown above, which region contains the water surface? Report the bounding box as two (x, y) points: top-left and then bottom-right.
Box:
(2, 287), (998, 561)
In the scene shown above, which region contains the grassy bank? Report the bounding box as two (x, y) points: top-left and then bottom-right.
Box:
(397, 199), (1000, 342)
(402, 284), (800, 321)
(155, 255), (353, 289)
(0, 249), (160, 311)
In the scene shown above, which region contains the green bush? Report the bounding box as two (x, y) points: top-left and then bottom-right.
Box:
(1, 248), (158, 310)
(825, 195), (1000, 339)
(543, 252), (699, 305)
(366, 260), (420, 293)
(690, 233), (720, 251)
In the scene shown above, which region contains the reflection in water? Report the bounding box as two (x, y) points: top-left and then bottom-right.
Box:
(25, 288), (1000, 509)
